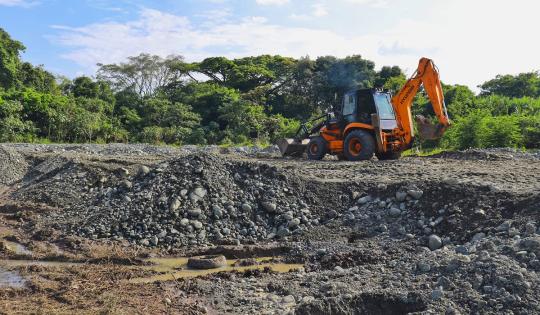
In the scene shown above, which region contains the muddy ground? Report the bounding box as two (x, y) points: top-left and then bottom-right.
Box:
(0, 144), (539, 314)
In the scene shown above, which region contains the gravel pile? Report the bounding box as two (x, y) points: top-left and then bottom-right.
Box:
(0, 143), (281, 158)
(0, 146), (28, 185)
(42, 153), (319, 247)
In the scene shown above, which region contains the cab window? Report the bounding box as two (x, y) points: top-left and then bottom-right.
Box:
(343, 93), (356, 116)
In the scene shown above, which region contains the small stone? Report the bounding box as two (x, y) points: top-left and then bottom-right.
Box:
(169, 198), (181, 211)
(276, 227), (290, 237)
(192, 221), (203, 229)
(261, 201), (277, 213)
(388, 208), (401, 217)
(117, 167), (129, 177)
(455, 245), (469, 255)
(474, 209), (486, 216)
(241, 203), (252, 212)
(140, 239), (149, 246)
(396, 191), (407, 202)
(120, 180), (132, 190)
(189, 187), (207, 201)
(508, 227), (520, 237)
(288, 218), (301, 229)
(417, 262), (431, 272)
(150, 236), (159, 246)
(334, 266), (345, 273)
(407, 189), (423, 200)
(164, 297), (172, 304)
(281, 295), (295, 304)
(180, 218), (190, 226)
(212, 205), (223, 218)
(496, 221), (511, 232)
(188, 208), (202, 218)
(431, 288), (443, 301)
(525, 222), (537, 235)
(302, 296), (315, 303)
(357, 196), (372, 204)
(138, 165), (151, 176)
(428, 234), (443, 250)
(267, 294), (280, 303)
(471, 232), (486, 242)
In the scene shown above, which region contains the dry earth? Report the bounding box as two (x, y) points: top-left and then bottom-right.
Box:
(0, 144), (539, 314)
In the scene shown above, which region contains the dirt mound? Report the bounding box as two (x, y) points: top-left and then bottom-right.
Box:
(28, 153), (341, 247)
(428, 148), (538, 161)
(0, 146), (28, 185)
(296, 292), (427, 315)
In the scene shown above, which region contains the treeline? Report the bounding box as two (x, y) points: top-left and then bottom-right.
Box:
(0, 27), (539, 149)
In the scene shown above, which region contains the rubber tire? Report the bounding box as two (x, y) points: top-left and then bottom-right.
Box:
(307, 136), (328, 160)
(376, 151), (402, 160)
(344, 130), (376, 161)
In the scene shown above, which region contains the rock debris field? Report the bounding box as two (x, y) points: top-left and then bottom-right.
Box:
(0, 143), (539, 314)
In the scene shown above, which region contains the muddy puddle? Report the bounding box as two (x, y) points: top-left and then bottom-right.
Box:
(0, 256), (303, 286)
(131, 256), (304, 284)
(1, 240), (32, 256)
(0, 268), (26, 288)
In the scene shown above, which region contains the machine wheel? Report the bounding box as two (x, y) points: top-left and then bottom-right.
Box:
(376, 151), (402, 160)
(307, 136), (328, 160)
(344, 130), (375, 161)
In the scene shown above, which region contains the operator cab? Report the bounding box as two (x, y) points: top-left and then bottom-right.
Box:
(341, 89), (398, 130)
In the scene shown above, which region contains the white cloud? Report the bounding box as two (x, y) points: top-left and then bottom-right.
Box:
(343, 0), (388, 8)
(53, 1), (540, 90)
(255, 0), (289, 5)
(290, 3), (327, 20)
(312, 3), (328, 17)
(0, 0), (37, 7)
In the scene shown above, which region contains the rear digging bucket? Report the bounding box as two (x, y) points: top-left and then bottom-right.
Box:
(415, 115), (448, 140)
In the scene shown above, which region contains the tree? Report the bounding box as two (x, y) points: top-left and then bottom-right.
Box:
(0, 98), (35, 141)
(479, 72), (540, 98)
(374, 66), (404, 88)
(18, 62), (57, 93)
(97, 54), (188, 97)
(0, 27), (25, 90)
(313, 55), (376, 111)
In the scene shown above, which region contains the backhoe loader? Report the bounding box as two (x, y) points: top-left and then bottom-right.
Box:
(277, 57), (451, 161)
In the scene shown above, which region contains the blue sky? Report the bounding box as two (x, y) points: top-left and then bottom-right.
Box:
(1, 0), (539, 89)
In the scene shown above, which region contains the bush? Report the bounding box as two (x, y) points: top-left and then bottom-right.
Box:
(477, 115), (523, 148)
(442, 112), (526, 149)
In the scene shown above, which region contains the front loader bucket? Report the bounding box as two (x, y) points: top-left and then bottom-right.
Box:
(276, 138), (308, 157)
(415, 115), (448, 140)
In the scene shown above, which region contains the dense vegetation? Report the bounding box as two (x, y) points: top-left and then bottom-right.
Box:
(0, 28), (538, 149)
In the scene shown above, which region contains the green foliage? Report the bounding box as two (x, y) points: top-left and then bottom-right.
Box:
(0, 27), (539, 149)
(17, 62), (57, 94)
(480, 72), (540, 98)
(0, 28), (25, 90)
(374, 66), (404, 88)
(441, 112), (526, 149)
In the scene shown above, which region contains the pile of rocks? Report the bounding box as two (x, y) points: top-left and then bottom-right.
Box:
(51, 153), (319, 247)
(0, 146), (28, 185)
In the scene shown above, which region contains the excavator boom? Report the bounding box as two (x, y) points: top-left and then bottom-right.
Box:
(391, 58), (450, 145)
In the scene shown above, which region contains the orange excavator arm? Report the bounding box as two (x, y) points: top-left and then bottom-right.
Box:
(390, 58), (450, 147)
